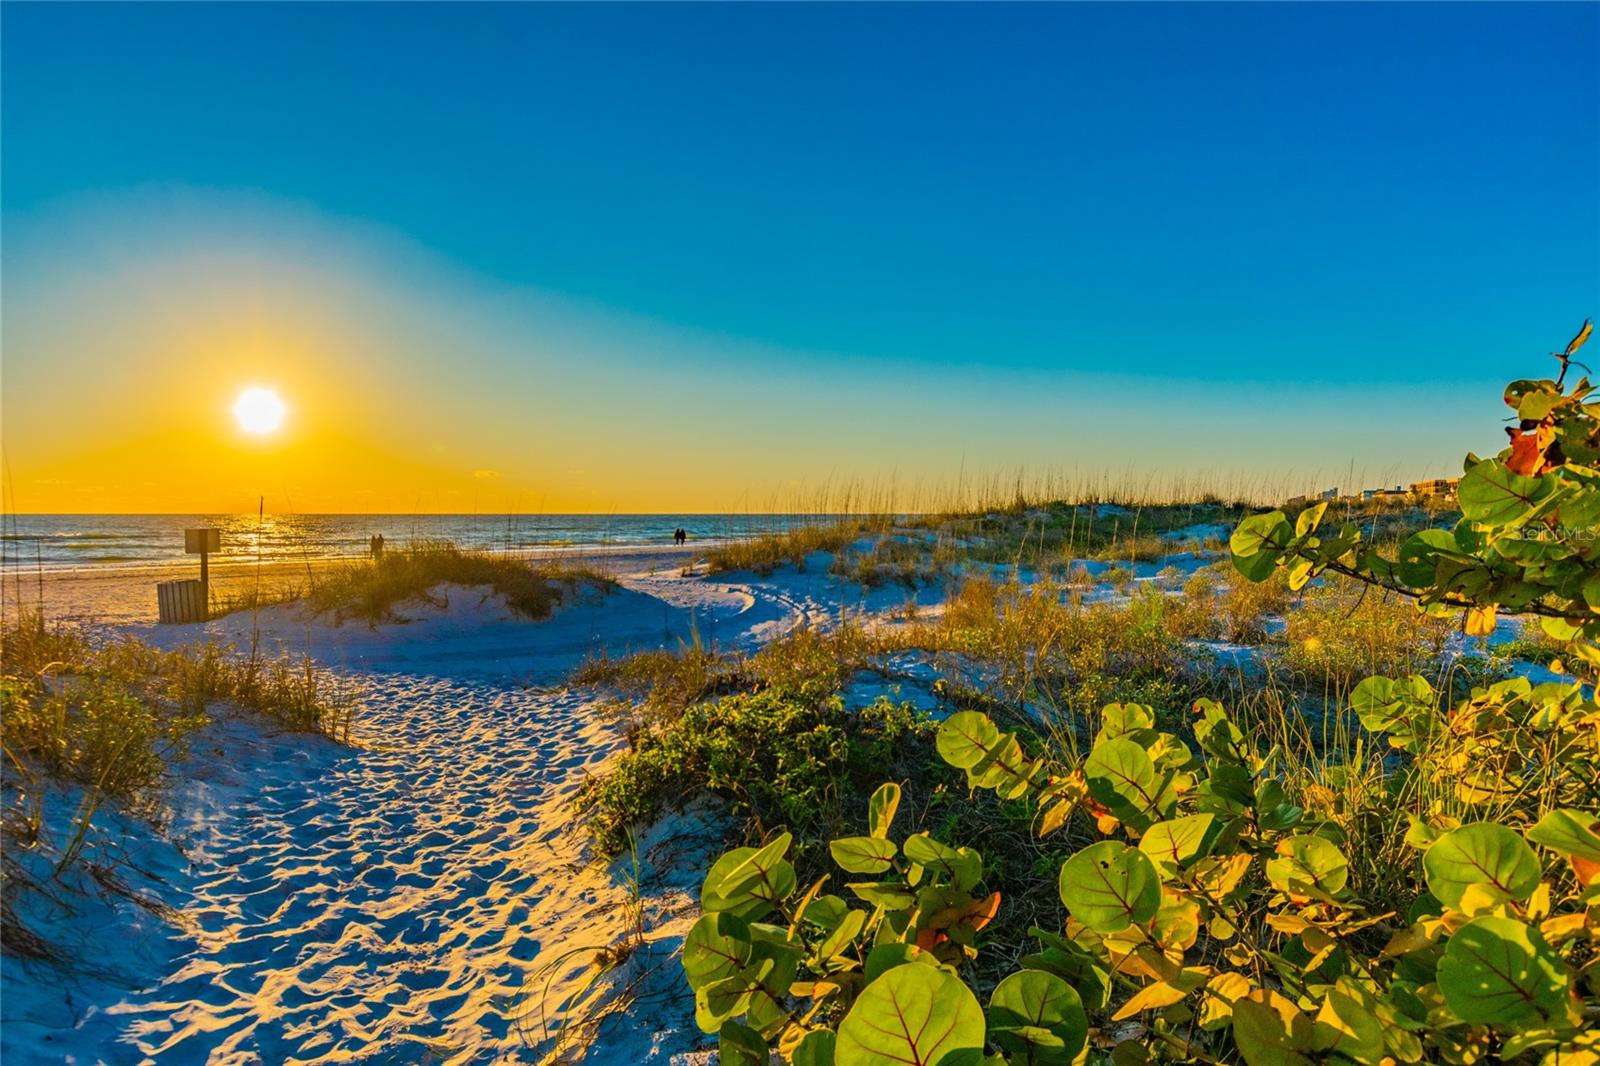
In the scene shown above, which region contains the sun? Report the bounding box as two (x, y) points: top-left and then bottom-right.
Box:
(233, 386), (287, 435)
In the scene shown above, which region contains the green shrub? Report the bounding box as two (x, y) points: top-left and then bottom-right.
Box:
(584, 689), (936, 863)
(684, 689), (1600, 1064)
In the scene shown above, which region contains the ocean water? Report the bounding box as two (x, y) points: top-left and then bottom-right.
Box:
(1, 514), (835, 572)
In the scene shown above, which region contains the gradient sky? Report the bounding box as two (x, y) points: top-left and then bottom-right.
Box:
(3, 2), (1596, 513)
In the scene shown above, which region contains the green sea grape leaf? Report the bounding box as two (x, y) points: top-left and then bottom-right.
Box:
(903, 833), (982, 891)
(847, 881), (917, 910)
(1437, 916), (1569, 1024)
(744, 987), (786, 1037)
(1266, 835), (1349, 900)
(815, 909), (867, 965)
(1139, 813), (1215, 878)
(683, 912), (753, 989)
(1295, 501), (1328, 537)
(747, 927), (800, 997)
(793, 1029), (837, 1066)
(1100, 702), (1156, 740)
(836, 963), (985, 1066)
(702, 834), (798, 920)
(969, 732), (1043, 799)
(1084, 737), (1164, 824)
(1459, 459), (1552, 528)
(696, 975), (754, 1033)
(1232, 993), (1316, 1066)
(1396, 530), (1459, 588)
(937, 711), (1002, 770)
(987, 969), (1089, 1064)
(1058, 841), (1161, 934)
(1527, 809), (1600, 885)
(1310, 980), (1385, 1066)
(1231, 511), (1292, 582)
(868, 782), (901, 840)
(864, 941), (936, 982)
(1424, 823), (1541, 908)
(718, 1019), (770, 1063)
(831, 836), (898, 875)
(803, 894), (850, 933)
(1349, 675), (1435, 750)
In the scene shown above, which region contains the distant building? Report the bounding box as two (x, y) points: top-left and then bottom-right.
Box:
(1411, 477), (1461, 500)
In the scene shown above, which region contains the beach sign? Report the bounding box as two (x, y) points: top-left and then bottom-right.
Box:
(166, 527), (222, 623)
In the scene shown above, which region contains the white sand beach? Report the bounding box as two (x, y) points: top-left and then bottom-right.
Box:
(1, 542), (952, 1063)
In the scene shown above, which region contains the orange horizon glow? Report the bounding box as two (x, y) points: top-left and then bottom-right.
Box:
(1, 192), (1483, 516)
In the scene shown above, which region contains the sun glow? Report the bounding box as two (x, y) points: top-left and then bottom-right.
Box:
(233, 387), (287, 435)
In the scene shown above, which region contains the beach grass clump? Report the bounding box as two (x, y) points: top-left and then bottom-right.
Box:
(1172, 561), (1293, 644)
(297, 540), (617, 623)
(1, 617), (356, 791)
(924, 575), (1199, 715)
(1, 674), (197, 802)
(1, 612), (357, 960)
(577, 622), (895, 728)
(827, 535), (954, 589)
(1281, 583), (1453, 692)
(701, 517), (891, 576)
(572, 645), (735, 725)
(911, 499), (1249, 570)
(1, 618), (204, 805)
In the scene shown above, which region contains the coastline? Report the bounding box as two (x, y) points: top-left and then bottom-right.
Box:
(4, 541), (717, 627)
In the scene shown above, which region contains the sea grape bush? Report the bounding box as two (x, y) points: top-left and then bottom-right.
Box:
(1229, 320), (1599, 675)
(684, 694), (1599, 1064)
(677, 341), (1599, 1062)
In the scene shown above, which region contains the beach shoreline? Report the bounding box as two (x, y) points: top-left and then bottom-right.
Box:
(3, 541), (716, 627)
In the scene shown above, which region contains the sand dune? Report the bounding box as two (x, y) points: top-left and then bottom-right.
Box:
(2, 549), (874, 1063)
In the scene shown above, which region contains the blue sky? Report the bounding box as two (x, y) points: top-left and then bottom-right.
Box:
(2, 3), (1597, 510)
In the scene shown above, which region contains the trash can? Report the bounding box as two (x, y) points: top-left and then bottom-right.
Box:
(157, 579), (206, 624)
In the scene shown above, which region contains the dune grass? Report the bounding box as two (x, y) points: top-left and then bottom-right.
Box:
(214, 540), (619, 624)
(700, 516), (893, 576)
(0, 611), (358, 959)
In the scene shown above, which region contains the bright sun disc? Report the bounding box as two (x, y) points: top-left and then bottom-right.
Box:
(234, 387), (286, 435)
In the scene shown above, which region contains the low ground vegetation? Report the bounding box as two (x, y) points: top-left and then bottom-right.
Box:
(584, 339), (1600, 1064)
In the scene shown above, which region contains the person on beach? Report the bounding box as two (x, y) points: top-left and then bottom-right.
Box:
(674, 527), (686, 544)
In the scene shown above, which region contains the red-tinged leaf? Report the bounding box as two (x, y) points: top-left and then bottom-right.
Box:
(914, 891), (1002, 951)
(1506, 425), (1555, 477)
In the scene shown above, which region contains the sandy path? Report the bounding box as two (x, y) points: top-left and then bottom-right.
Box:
(53, 673), (649, 1064)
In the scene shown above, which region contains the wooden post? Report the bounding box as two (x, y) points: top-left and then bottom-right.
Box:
(184, 528), (221, 621)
